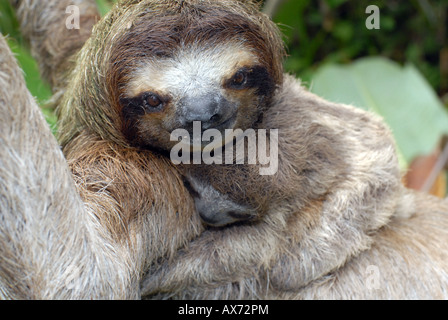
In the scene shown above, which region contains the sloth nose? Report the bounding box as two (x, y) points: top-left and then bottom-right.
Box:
(182, 95), (224, 130)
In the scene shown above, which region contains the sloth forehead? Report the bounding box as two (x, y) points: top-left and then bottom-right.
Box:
(125, 42), (258, 98)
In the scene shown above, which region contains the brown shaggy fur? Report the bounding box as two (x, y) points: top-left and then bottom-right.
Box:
(1, 0), (448, 300)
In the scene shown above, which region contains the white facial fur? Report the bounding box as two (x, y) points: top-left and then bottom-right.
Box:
(124, 41), (259, 100)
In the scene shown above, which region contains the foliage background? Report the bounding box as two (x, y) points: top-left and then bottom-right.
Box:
(277, 0), (447, 98)
(1, 0), (447, 194)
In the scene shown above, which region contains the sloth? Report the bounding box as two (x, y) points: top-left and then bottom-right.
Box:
(1, 0), (448, 300)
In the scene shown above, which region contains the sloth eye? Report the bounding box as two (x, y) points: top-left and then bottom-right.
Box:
(230, 70), (247, 88)
(144, 93), (163, 109)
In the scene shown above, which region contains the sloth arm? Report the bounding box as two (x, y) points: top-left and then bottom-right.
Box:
(141, 181), (402, 298)
(140, 189), (382, 298)
(1, 3), (144, 298)
(141, 215), (286, 298)
(0, 34), (141, 299)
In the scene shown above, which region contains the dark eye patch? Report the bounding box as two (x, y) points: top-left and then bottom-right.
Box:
(120, 92), (170, 143)
(120, 92), (170, 144)
(120, 96), (146, 126)
(120, 92), (166, 115)
(226, 66), (274, 96)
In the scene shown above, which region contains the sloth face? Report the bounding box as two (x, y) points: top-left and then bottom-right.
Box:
(119, 42), (275, 151)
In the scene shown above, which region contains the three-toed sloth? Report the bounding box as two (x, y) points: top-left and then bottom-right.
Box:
(2, 0), (448, 299)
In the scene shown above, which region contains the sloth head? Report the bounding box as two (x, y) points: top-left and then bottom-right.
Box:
(101, 0), (285, 151)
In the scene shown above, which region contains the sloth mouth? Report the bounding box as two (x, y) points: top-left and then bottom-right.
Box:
(172, 113), (239, 151)
(210, 113), (238, 132)
(193, 114), (238, 149)
(228, 211), (256, 221)
(200, 210), (255, 228)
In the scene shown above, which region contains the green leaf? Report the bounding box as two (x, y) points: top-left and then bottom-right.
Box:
(310, 57), (448, 168)
(273, 0), (310, 43)
(324, 0), (348, 9)
(5, 39), (54, 131)
(6, 39), (52, 105)
(95, 0), (114, 17)
(0, 1), (21, 39)
(332, 21), (354, 42)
